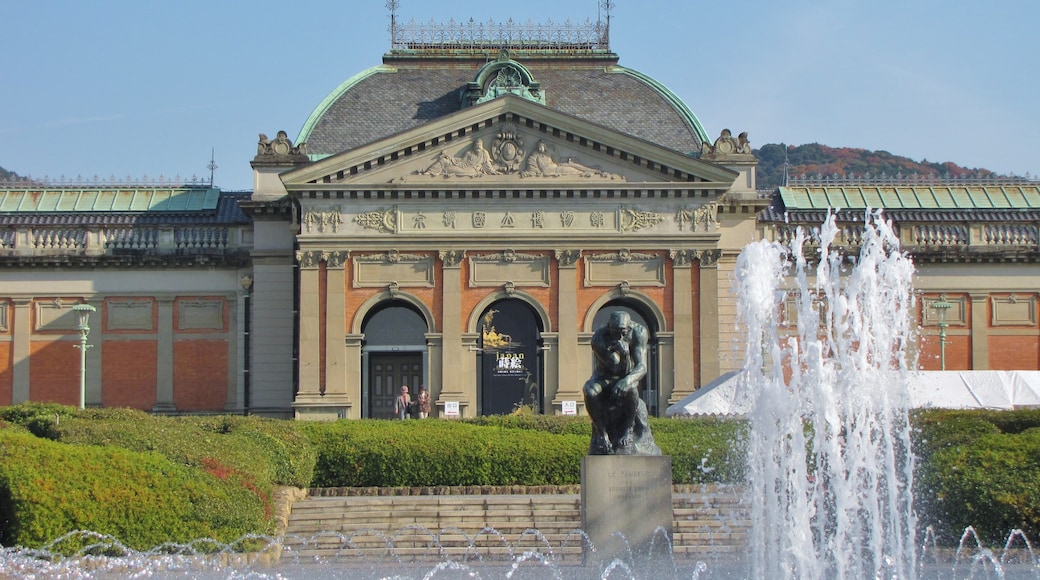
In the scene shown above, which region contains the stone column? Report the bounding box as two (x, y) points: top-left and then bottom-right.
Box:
(971, 293), (990, 369)
(295, 250), (322, 401)
(153, 296), (176, 412)
(437, 251), (471, 415)
(12, 298), (32, 404)
(669, 250), (696, 404)
(698, 249), (722, 385)
(425, 333), (443, 414)
(539, 331), (559, 413)
(552, 249), (582, 413)
(655, 331), (674, 414)
(343, 334), (364, 419)
(323, 251), (350, 402)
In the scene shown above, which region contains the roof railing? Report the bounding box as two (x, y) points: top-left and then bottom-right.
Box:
(0, 175), (210, 189)
(390, 17), (608, 51)
(786, 173), (1039, 187)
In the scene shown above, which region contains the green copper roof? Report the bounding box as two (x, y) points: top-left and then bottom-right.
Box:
(779, 184), (1040, 211)
(609, 66), (710, 150)
(0, 187), (221, 212)
(297, 65), (395, 146)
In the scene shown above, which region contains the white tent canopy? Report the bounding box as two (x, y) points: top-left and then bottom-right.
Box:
(665, 370), (1040, 417)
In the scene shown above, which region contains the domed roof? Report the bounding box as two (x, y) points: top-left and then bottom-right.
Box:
(298, 47), (709, 159)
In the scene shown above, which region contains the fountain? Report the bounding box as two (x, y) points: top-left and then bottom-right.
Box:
(735, 210), (918, 578)
(3, 211), (1039, 578)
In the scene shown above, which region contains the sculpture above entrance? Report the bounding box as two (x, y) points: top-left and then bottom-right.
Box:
(416, 134), (624, 181)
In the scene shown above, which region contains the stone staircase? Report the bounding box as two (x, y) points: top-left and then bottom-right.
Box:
(281, 486), (749, 562)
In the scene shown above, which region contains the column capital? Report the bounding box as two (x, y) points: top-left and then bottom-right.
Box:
(698, 249), (723, 268)
(439, 249), (465, 268)
(323, 250), (349, 269)
(555, 249), (582, 268)
(670, 249), (695, 268)
(296, 250), (323, 269)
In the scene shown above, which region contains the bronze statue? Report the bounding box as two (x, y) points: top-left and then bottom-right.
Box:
(583, 311), (661, 455)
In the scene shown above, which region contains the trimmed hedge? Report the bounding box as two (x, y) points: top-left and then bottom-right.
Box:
(19, 408), (315, 490)
(0, 429), (267, 552)
(302, 416), (747, 487)
(302, 419), (589, 487)
(5, 402), (1040, 550)
(913, 409), (1040, 545)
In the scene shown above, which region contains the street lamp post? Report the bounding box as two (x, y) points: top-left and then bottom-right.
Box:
(73, 304), (96, 409)
(931, 294), (952, 371)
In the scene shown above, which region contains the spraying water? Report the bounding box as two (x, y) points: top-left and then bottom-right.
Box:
(736, 210), (918, 579)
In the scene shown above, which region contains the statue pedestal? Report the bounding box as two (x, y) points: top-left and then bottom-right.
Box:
(581, 455), (673, 563)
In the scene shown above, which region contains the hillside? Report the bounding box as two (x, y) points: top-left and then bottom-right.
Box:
(754, 143), (1003, 190)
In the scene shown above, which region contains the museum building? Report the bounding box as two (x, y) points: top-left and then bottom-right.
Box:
(2, 17), (1039, 418)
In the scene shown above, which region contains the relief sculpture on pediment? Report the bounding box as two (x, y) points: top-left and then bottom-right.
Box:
(412, 134), (625, 181)
(520, 140), (624, 180)
(420, 138), (500, 178)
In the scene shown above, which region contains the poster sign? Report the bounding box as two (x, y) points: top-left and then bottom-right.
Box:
(444, 401), (460, 417)
(561, 400), (577, 416)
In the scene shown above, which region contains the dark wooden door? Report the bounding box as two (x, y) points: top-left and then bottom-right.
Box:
(368, 353), (423, 419)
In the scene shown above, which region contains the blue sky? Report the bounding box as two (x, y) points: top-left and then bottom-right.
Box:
(3, 1), (1037, 191)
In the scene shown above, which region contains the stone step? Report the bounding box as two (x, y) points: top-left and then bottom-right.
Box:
(283, 489), (751, 560)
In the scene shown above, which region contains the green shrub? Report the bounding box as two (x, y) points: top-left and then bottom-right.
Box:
(917, 429), (1040, 545)
(0, 430), (267, 552)
(652, 417), (748, 484)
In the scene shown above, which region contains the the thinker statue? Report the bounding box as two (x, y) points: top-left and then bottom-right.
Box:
(583, 311), (661, 455)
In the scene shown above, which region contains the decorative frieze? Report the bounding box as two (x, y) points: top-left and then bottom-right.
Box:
(676, 203), (718, 232)
(923, 294), (968, 326)
(584, 250), (666, 287)
(302, 209), (343, 233)
(991, 294), (1036, 326)
(354, 207), (398, 233)
(469, 250), (551, 287)
(620, 209), (664, 232)
(107, 297), (155, 331)
(35, 298), (81, 332)
(177, 299), (224, 331)
(353, 250), (435, 288)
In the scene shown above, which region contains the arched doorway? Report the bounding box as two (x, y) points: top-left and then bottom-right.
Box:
(477, 299), (543, 415)
(362, 302), (427, 418)
(592, 302), (661, 416)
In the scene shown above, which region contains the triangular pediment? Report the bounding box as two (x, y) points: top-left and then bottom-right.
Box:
(281, 95), (738, 190)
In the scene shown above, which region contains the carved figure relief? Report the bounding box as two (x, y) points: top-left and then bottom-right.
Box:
(413, 134), (624, 180)
(420, 138), (499, 178)
(520, 140), (623, 180)
(700, 129), (753, 160)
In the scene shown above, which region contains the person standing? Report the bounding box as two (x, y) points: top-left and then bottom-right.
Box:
(394, 385), (411, 420)
(416, 385), (431, 418)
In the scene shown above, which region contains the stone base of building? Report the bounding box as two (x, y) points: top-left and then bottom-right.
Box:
(293, 394), (354, 421)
